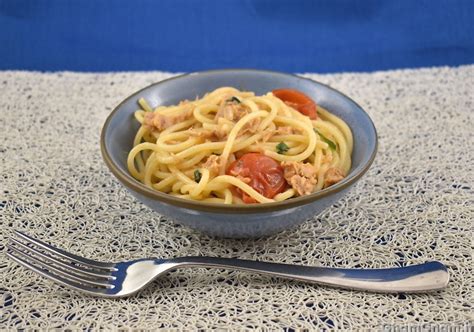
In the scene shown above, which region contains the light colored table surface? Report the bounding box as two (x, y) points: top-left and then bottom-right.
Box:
(1, 66), (473, 329)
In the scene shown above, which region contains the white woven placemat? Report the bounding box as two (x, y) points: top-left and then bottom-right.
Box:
(1, 66), (473, 330)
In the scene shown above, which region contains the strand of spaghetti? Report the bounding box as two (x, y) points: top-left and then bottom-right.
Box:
(313, 146), (323, 170)
(172, 181), (185, 193)
(286, 104), (314, 127)
(330, 151), (340, 168)
(264, 116), (317, 162)
(286, 144), (308, 155)
(203, 92), (256, 108)
(241, 98), (260, 113)
(209, 175), (274, 203)
(251, 95), (278, 131)
(144, 153), (159, 187)
(154, 140), (196, 155)
(220, 119), (239, 132)
(138, 98), (153, 113)
(150, 131), (160, 140)
(261, 121), (276, 139)
(153, 171), (173, 179)
(214, 191), (227, 199)
(271, 95), (293, 117)
(190, 168), (210, 198)
(224, 189), (233, 204)
(134, 110), (146, 124)
(338, 139), (350, 174)
(157, 131), (196, 143)
(260, 140), (300, 148)
(313, 120), (350, 173)
(141, 135), (155, 162)
(201, 182), (231, 197)
(169, 193), (200, 200)
(155, 142), (223, 164)
(219, 111), (269, 174)
(143, 131), (156, 143)
(245, 135), (327, 156)
(315, 164), (330, 191)
(161, 118), (196, 135)
(156, 133), (199, 153)
(228, 133), (264, 152)
(204, 87), (241, 99)
(268, 134), (309, 143)
(193, 104), (218, 124)
(268, 135), (329, 150)
(247, 141), (309, 154)
(132, 126), (149, 174)
(127, 142), (161, 180)
(202, 123), (218, 131)
(128, 142), (164, 178)
(202, 87), (242, 104)
(152, 105), (167, 113)
(317, 106), (353, 152)
(168, 165), (194, 185)
(202, 197), (226, 203)
(155, 132), (261, 164)
(178, 151), (208, 169)
(152, 174), (177, 191)
(159, 160), (169, 172)
(274, 189), (296, 201)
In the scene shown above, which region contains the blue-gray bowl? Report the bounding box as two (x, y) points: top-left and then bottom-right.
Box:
(101, 69), (377, 238)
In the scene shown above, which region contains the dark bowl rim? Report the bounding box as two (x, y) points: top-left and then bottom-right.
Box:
(100, 68), (378, 214)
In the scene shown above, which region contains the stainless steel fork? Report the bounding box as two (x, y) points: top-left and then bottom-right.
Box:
(6, 231), (449, 297)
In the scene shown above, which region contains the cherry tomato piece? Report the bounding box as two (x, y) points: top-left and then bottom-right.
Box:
(272, 88), (317, 119)
(227, 153), (286, 203)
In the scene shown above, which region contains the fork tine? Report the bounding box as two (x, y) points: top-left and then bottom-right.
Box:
(9, 238), (116, 280)
(14, 230), (116, 271)
(7, 244), (114, 289)
(6, 249), (110, 296)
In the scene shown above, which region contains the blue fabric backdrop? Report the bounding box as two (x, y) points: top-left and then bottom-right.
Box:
(1, 0), (473, 72)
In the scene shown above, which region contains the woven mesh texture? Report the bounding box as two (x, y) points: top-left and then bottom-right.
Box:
(1, 66), (473, 329)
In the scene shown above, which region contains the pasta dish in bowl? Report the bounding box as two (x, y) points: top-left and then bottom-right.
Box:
(128, 87), (352, 204)
(101, 69), (376, 237)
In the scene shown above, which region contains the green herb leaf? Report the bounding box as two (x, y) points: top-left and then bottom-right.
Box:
(276, 142), (290, 154)
(314, 128), (337, 151)
(194, 169), (202, 183)
(227, 96), (241, 103)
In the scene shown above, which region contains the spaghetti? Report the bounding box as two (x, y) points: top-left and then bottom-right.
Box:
(127, 87), (353, 204)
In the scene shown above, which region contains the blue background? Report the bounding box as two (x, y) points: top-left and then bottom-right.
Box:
(1, 0), (473, 73)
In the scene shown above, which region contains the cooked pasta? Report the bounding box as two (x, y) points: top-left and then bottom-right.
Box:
(127, 87), (353, 204)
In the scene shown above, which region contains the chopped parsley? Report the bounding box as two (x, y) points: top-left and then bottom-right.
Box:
(227, 96), (241, 103)
(194, 169), (202, 183)
(314, 128), (337, 151)
(276, 142), (290, 154)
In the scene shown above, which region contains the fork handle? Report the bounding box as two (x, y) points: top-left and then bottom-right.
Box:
(168, 257), (448, 293)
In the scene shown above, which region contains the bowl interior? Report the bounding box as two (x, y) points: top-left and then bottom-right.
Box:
(103, 70), (376, 208)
